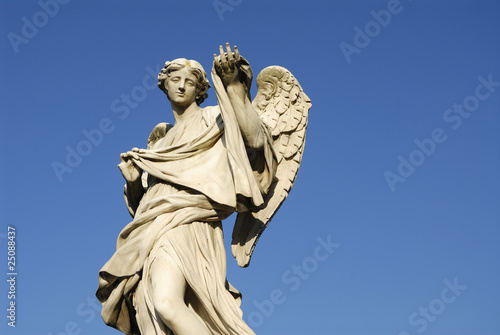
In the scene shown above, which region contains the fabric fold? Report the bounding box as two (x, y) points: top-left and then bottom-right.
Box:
(96, 63), (275, 335)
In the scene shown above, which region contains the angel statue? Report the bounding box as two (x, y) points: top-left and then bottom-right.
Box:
(96, 43), (311, 335)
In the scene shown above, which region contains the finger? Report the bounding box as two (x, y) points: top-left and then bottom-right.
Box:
(226, 43), (233, 61)
(219, 44), (226, 62)
(213, 53), (222, 73)
(234, 45), (240, 63)
(219, 44), (229, 72)
(226, 43), (236, 70)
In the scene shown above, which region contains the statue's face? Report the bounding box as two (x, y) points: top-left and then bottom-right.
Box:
(165, 67), (198, 107)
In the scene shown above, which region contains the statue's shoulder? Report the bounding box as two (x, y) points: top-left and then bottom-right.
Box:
(147, 122), (173, 149)
(201, 105), (221, 126)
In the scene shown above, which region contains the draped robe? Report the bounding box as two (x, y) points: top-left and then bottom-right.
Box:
(96, 68), (276, 335)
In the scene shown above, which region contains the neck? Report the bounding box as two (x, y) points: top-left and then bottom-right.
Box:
(171, 101), (200, 124)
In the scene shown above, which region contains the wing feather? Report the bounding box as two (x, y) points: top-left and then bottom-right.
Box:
(284, 128), (305, 159)
(147, 122), (173, 149)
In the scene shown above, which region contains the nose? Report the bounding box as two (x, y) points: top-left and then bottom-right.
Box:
(178, 79), (186, 91)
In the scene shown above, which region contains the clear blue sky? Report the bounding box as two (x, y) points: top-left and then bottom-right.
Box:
(1, 1), (499, 334)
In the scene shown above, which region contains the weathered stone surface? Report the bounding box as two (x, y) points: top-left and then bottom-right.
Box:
(97, 44), (311, 335)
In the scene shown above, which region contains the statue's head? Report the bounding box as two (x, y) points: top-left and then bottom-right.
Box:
(158, 58), (211, 106)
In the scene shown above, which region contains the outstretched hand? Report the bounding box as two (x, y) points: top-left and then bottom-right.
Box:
(214, 43), (241, 87)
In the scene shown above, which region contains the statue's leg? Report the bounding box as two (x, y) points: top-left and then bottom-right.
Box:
(150, 252), (210, 335)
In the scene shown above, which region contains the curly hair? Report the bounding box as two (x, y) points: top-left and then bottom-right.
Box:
(157, 58), (211, 106)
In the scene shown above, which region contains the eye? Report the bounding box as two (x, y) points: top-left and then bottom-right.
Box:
(186, 80), (195, 87)
(171, 77), (180, 83)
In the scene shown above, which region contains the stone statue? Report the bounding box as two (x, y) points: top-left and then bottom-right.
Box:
(96, 44), (311, 335)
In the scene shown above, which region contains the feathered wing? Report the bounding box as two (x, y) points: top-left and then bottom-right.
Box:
(231, 66), (311, 267)
(147, 122), (173, 149)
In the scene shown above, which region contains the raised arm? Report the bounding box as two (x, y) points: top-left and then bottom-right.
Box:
(214, 43), (264, 149)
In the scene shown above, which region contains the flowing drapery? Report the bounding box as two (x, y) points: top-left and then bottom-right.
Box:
(96, 64), (275, 334)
